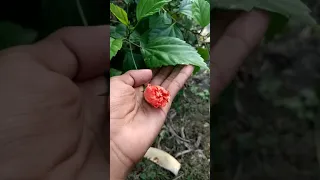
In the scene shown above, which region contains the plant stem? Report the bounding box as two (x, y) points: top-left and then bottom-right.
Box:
(124, 39), (142, 49)
(76, 0), (88, 26)
(129, 43), (138, 70)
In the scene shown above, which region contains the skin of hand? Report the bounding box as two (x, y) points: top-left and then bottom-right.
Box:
(110, 65), (194, 179)
(0, 26), (109, 180)
(210, 10), (270, 102)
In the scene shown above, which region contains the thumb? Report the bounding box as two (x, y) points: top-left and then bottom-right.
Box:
(116, 69), (152, 87)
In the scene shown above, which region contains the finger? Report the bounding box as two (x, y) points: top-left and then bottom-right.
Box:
(211, 10), (269, 102)
(211, 10), (243, 45)
(28, 26), (109, 81)
(115, 69), (152, 87)
(160, 65), (183, 89)
(152, 68), (160, 76)
(149, 66), (174, 85)
(167, 65), (194, 100)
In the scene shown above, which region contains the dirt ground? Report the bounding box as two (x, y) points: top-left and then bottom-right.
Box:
(212, 0), (320, 179)
(128, 70), (210, 180)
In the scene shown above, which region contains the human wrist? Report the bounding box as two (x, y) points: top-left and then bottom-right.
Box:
(110, 141), (134, 179)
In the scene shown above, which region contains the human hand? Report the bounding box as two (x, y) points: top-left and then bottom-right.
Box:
(210, 10), (270, 102)
(0, 26), (108, 180)
(110, 66), (194, 179)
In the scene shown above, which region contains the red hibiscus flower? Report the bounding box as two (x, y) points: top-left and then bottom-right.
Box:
(144, 84), (170, 108)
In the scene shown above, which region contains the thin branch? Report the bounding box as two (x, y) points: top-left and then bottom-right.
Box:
(129, 43), (138, 70)
(124, 39), (142, 49)
(76, 0), (88, 26)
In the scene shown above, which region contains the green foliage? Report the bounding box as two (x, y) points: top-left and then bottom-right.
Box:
(128, 158), (173, 180)
(0, 22), (37, 50)
(179, 0), (193, 18)
(212, 0), (317, 40)
(192, 0), (210, 27)
(0, 0), (108, 51)
(197, 47), (210, 61)
(110, 0), (210, 77)
(110, 38), (123, 60)
(136, 0), (172, 21)
(110, 3), (130, 26)
(110, 68), (122, 77)
(142, 37), (208, 69)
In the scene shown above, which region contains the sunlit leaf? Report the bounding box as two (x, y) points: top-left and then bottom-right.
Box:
(110, 3), (130, 26)
(192, 0), (210, 27)
(141, 37), (208, 69)
(197, 47), (210, 61)
(110, 37), (123, 60)
(179, 0), (193, 18)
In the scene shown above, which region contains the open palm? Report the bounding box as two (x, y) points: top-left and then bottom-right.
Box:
(110, 65), (194, 179)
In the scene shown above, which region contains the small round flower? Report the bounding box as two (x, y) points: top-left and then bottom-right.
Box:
(144, 84), (170, 108)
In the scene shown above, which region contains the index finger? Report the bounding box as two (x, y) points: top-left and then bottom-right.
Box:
(210, 10), (269, 102)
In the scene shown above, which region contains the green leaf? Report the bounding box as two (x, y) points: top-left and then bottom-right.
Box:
(192, 0), (210, 27)
(0, 21), (37, 50)
(110, 38), (123, 60)
(136, 0), (172, 21)
(197, 47), (210, 61)
(149, 23), (184, 40)
(110, 24), (127, 38)
(129, 30), (141, 44)
(265, 12), (289, 41)
(179, 0), (193, 18)
(141, 37), (208, 69)
(212, 0), (317, 39)
(110, 68), (122, 77)
(139, 29), (151, 47)
(110, 3), (130, 26)
(123, 51), (147, 71)
(134, 17), (150, 35)
(149, 13), (172, 28)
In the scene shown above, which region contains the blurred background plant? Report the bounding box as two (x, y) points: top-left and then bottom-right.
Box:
(211, 0), (320, 179)
(0, 0), (108, 51)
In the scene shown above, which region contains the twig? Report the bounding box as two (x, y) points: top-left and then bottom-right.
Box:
(175, 149), (194, 158)
(172, 173), (184, 180)
(166, 124), (191, 143)
(129, 43), (138, 69)
(195, 133), (202, 148)
(76, 0), (88, 26)
(195, 149), (207, 159)
(157, 135), (163, 149)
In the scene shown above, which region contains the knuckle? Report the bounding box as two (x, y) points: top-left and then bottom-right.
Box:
(172, 79), (183, 89)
